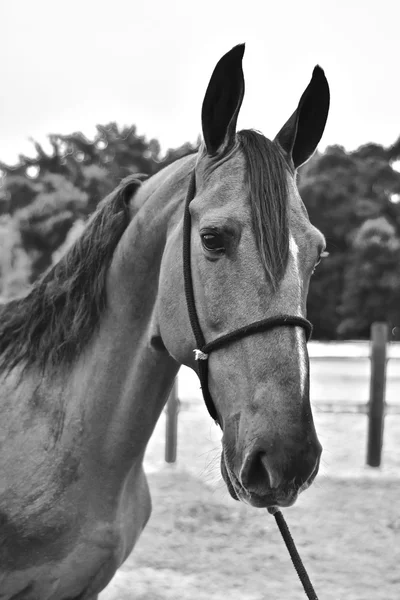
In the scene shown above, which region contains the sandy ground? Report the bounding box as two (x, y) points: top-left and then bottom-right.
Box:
(100, 350), (400, 600)
(101, 472), (399, 600)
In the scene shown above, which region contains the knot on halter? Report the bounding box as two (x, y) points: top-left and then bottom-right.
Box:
(193, 348), (208, 361)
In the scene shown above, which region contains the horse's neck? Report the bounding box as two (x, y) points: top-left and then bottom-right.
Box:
(64, 158), (194, 476)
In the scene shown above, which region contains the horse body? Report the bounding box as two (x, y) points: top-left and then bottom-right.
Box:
(0, 156), (194, 598)
(0, 45), (330, 598)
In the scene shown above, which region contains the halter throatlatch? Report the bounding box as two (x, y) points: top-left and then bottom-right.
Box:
(183, 170), (313, 425)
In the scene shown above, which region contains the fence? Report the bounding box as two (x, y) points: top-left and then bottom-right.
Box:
(165, 322), (399, 468)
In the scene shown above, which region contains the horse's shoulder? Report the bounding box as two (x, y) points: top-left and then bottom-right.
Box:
(0, 371), (83, 549)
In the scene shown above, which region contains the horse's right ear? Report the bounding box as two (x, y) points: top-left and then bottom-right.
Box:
(274, 66), (330, 169)
(201, 44), (245, 156)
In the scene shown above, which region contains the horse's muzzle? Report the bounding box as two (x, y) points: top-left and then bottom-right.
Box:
(221, 440), (321, 509)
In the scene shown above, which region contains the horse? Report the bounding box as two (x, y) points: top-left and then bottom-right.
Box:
(0, 44), (329, 599)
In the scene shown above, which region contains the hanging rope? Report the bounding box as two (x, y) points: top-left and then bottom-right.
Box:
(268, 507), (319, 600)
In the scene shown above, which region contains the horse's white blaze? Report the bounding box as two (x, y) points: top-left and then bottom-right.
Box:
(289, 234), (301, 307)
(289, 234), (307, 397)
(295, 327), (307, 397)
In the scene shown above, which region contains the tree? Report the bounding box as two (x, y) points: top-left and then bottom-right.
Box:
(300, 141), (400, 339)
(16, 173), (88, 281)
(0, 124), (199, 294)
(338, 217), (400, 340)
(0, 215), (31, 299)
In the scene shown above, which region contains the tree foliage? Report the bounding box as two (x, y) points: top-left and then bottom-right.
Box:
(0, 215), (31, 300)
(300, 139), (400, 340)
(0, 124), (198, 288)
(1, 125), (400, 340)
(338, 217), (400, 340)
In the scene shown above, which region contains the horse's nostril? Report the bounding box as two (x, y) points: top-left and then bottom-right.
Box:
(239, 451), (283, 491)
(259, 454), (282, 489)
(291, 453), (320, 492)
(239, 444), (321, 495)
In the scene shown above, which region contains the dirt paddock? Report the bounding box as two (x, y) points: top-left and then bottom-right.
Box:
(100, 360), (400, 600)
(101, 470), (399, 600)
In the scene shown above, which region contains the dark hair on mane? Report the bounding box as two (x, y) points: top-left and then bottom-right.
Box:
(0, 135), (289, 374)
(237, 129), (290, 288)
(0, 175), (144, 374)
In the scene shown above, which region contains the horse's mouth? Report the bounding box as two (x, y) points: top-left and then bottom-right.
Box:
(242, 490), (298, 508)
(220, 454), (240, 501)
(220, 453), (312, 509)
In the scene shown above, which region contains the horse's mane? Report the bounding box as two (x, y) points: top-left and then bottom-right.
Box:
(237, 130), (290, 289)
(0, 134), (290, 374)
(0, 175), (144, 374)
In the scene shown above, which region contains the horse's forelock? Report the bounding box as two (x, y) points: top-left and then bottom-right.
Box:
(237, 129), (290, 290)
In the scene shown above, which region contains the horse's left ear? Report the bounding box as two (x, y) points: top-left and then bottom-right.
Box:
(274, 66), (330, 169)
(201, 44), (245, 156)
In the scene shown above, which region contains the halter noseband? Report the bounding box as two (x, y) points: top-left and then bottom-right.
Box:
(183, 170), (312, 425)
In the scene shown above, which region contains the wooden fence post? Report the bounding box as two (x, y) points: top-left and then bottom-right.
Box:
(366, 322), (388, 467)
(165, 380), (180, 464)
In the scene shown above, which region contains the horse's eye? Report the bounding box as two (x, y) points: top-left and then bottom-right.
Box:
(201, 232), (225, 253)
(312, 250), (329, 274)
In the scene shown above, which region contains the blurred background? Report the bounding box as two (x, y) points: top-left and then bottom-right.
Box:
(1, 0), (400, 343)
(1, 1), (399, 598)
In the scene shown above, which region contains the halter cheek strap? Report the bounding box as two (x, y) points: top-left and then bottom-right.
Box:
(182, 170), (312, 425)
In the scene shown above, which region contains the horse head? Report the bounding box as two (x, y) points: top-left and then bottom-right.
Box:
(156, 44), (329, 508)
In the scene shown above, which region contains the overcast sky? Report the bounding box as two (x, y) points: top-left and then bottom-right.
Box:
(0, 0), (398, 165)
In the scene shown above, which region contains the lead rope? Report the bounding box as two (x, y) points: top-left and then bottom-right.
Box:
(268, 507), (319, 600)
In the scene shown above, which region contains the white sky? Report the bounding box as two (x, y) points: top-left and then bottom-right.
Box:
(0, 0), (399, 165)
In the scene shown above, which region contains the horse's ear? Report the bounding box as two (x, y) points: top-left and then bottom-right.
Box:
(201, 44), (245, 156)
(274, 66), (330, 169)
